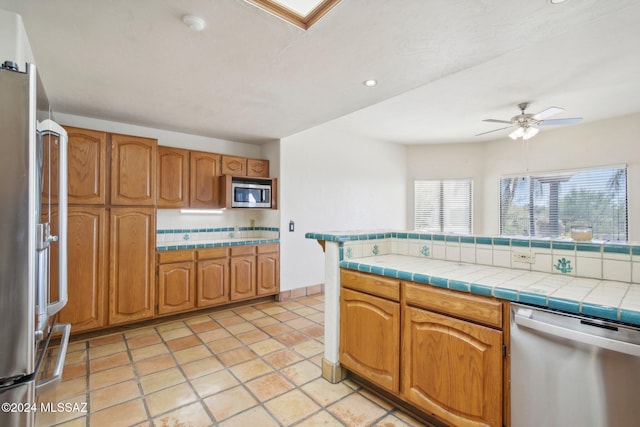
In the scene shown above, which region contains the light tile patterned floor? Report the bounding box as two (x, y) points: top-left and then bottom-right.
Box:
(37, 295), (427, 427)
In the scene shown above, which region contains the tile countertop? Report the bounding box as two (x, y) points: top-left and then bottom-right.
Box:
(341, 254), (640, 326)
(305, 230), (640, 327)
(156, 237), (280, 251)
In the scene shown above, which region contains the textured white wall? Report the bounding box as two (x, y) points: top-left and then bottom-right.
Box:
(407, 113), (640, 241)
(279, 125), (407, 291)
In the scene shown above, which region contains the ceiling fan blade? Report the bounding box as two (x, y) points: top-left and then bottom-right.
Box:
(475, 125), (513, 136)
(532, 107), (564, 120)
(482, 119), (513, 124)
(539, 117), (583, 126)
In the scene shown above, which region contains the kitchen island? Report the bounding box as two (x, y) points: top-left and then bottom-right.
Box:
(307, 230), (640, 426)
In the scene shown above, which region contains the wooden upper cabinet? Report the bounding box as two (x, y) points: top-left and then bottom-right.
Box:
(109, 207), (156, 325)
(66, 126), (107, 205)
(111, 134), (157, 206)
(157, 146), (189, 208)
(189, 151), (221, 207)
(221, 155), (247, 176)
(247, 158), (269, 177)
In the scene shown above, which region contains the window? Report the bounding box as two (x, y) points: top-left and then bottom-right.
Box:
(414, 179), (473, 234)
(500, 166), (627, 241)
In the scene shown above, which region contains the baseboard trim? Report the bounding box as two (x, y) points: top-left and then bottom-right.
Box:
(322, 358), (347, 383)
(277, 283), (324, 301)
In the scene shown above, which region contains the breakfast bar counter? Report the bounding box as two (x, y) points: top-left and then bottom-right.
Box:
(306, 230), (640, 382)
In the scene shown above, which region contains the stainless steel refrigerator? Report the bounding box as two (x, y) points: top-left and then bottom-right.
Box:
(0, 61), (70, 427)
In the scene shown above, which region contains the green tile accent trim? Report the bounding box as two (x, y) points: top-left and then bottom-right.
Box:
(603, 244), (631, 254)
(581, 303), (619, 322)
(552, 241), (575, 251)
(519, 291), (547, 306)
(157, 239), (280, 251)
(511, 239), (530, 247)
(531, 240), (551, 249)
(548, 297), (581, 315)
(476, 237), (492, 245)
(576, 243), (602, 253)
(492, 237), (510, 246)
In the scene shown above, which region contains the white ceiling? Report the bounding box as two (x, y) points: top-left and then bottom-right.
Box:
(2, 0), (639, 145)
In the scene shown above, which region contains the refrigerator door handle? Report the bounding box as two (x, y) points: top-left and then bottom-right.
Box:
(38, 119), (68, 316)
(35, 323), (71, 392)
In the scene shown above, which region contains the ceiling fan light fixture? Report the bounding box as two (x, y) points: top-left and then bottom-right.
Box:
(509, 127), (525, 140)
(523, 126), (539, 140)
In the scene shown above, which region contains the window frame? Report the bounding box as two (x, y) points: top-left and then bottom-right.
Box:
(498, 165), (628, 242)
(414, 178), (473, 234)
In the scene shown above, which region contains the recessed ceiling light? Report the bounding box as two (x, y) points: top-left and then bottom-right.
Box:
(549, 0), (568, 4)
(363, 79), (377, 87)
(182, 15), (206, 31)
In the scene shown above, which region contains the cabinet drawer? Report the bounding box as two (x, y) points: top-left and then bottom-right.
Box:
(197, 247), (228, 260)
(340, 269), (399, 302)
(157, 250), (194, 264)
(257, 243), (279, 254)
(403, 282), (503, 329)
(231, 245), (256, 257)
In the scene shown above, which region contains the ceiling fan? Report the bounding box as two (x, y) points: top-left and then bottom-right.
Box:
(476, 102), (583, 140)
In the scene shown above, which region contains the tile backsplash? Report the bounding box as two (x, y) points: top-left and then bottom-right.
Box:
(338, 232), (640, 284)
(157, 227), (279, 246)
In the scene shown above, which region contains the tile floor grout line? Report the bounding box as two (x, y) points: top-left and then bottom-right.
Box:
(44, 294), (428, 427)
(122, 328), (153, 427)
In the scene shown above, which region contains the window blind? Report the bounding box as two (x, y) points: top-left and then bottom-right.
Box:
(499, 166), (627, 241)
(415, 179), (473, 234)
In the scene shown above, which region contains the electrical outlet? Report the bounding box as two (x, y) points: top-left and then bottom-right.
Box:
(512, 251), (535, 264)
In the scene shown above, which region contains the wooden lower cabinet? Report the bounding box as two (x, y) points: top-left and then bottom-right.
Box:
(230, 255), (256, 301)
(109, 207), (156, 325)
(339, 269), (506, 427)
(158, 261), (195, 315)
(154, 244), (277, 315)
(340, 287), (400, 393)
(401, 305), (503, 427)
(257, 244), (279, 296)
(197, 248), (230, 307)
(46, 206), (107, 333)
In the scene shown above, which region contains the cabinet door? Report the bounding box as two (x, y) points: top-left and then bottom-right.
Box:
(109, 207), (156, 324)
(401, 306), (503, 427)
(47, 207), (107, 333)
(230, 255), (256, 301)
(189, 151), (221, 207)
(157, 146), (189, 208)
(111, 134), (157, 205)
(42, 126), (107, 205)
(340, 288), (400, 393)
(197, 259), (229, 306)
(256, 252), (279, 296)
(247, 159), (269, 177)
(66, 126), (107, 205)
(221, 155), (247, 176)
(158, 262), (195, 315)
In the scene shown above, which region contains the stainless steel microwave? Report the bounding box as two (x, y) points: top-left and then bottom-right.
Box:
(231, 178), (272, 208)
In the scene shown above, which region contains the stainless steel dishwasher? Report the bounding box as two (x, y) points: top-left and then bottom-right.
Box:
(510, 303), (640, 427)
